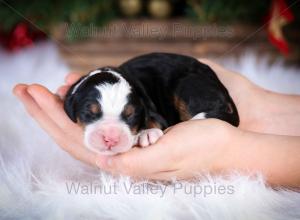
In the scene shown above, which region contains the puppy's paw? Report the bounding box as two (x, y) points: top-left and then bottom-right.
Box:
(138, 128), (164, 147)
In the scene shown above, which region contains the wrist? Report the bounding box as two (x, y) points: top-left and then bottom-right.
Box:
(211, 124), (245, 174)
(245, 88), (300, 135)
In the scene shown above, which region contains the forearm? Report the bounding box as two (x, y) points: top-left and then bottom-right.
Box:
(221, 130), (300, 188)
(254, 89), (300, 136)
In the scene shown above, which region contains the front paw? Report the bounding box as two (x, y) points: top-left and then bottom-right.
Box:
(138, 128), (164, 147)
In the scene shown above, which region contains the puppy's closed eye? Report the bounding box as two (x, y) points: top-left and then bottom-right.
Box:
(79, 102), (102, 124)
(123, 104), (135, 118)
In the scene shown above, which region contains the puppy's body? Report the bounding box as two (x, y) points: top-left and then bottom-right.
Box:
(119, 53), (239, 128)
(64, 53), (239, 155)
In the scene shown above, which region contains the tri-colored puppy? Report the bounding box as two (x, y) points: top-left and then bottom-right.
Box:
(64, 53), (239, 155)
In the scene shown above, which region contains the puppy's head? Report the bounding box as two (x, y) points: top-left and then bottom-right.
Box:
(64, 67), (147, 155)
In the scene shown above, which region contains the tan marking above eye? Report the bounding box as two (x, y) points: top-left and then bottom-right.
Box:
(90, 103), (101, 114)
(123, 104), (135, 117)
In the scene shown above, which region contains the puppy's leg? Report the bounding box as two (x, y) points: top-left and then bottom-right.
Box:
(136, 128), (164, 148)
(173, 75), (239, 126)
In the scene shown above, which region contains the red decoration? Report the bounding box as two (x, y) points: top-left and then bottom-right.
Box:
(267, 0), (294, 55)
(0, 22), (46, 52)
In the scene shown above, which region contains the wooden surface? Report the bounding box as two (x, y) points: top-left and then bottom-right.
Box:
(55, 19), (300, 73)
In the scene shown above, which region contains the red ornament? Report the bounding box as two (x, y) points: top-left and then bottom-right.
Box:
(0, 22), (46, 52)
(266, 0), (294, 56)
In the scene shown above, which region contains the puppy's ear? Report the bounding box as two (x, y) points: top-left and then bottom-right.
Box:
(63, 75), (88, 123)
(64, 92), (77, 123)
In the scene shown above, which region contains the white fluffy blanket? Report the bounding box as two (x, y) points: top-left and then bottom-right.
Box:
(0, 42), (300, 220)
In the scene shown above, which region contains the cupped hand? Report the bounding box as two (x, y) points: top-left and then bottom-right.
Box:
(14, 72), (239, 180)
(98, 119), (239, 180)
(12, 59), (258, 180)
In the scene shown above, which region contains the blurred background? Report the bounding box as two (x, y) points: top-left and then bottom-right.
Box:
(1, 2), (300, 218)
(0, 0), (300, 73)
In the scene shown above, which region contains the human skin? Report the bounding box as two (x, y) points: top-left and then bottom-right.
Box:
(13, 59), (300, 187)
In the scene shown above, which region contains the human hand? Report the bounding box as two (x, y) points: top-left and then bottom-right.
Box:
(97, 119), (239, 180)
(13, 74), (100, 167)
(13, 71), (239, 179)
(12, 59), (260, 177)
(13, 60), (300, 184)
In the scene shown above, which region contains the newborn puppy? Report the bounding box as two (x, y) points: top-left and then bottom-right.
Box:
(64, 53), (239, 155)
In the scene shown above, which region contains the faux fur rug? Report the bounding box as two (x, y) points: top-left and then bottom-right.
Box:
(0, 41), (300, 220)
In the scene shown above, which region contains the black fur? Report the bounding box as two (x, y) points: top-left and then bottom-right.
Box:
(119, 53), (239, 127)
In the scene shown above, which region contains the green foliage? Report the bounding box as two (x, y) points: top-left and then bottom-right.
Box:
(0, 0), (116, 32)
(186, 0), (271, 24)
(1, 0), (299, 35)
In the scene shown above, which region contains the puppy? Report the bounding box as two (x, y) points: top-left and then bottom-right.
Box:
(64, 53), (239, 155)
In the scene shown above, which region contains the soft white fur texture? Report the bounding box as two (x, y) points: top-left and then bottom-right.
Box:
(0, 42), (300, 220)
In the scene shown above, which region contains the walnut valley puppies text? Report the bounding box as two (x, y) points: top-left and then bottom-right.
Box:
(65, 181), (235, 198)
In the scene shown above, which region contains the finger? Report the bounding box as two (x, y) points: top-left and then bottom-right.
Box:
(13, 84), (99, 167)
(56, 73), (82, 98)
(64, 144), (99, 167)
(27, 84), (83, 139)
(65, 73), (82, 85)
(56, 85), (71, 99)
(14, 84), (68, 142)
(98, 141), (173, 177)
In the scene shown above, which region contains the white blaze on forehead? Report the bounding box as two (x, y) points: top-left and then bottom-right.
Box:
(71, 69), (102, 95)
(96, 71), (131, 117)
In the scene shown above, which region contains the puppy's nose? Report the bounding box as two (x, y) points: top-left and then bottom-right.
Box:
(103, 135), (120, 148)
(102, 127), (121, 148)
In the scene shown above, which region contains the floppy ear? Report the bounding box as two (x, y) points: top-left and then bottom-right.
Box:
(64, 92), (77, 123)
(63, 75), (88, 123)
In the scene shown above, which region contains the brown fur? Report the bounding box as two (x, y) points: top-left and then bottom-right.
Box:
(173, 95), (192, 121)
(90, 103), (101, 114)
(226, 103), (234, 114)
(123, 104), (135, 117)
(147, 120), (162, 129)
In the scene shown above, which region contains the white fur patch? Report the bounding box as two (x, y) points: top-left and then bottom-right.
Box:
(105, 69), (123, 79)
(137, 128), (164, 147)
(84, 120), (134, 155)
(95, 72), (131, 117)
(71, 69), (102, 95)
(83, 68), (134, 154)
(191, 112), (206, 120)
